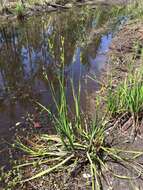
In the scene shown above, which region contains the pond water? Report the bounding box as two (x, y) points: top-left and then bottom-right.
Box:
(0, 6), (123, 166)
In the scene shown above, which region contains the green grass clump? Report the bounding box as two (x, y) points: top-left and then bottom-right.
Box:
(107, 67), (143, 119)
(15, 3), (25, 19)
(126, 0), (143, 19)
(13, 76), (143, 190)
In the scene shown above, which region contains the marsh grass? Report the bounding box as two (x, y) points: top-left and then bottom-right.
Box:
(107, 65), (143, 123)
(13, 76), (143, 190)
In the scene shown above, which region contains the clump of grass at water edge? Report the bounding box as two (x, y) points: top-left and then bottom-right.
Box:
(107, 64), (143, 140)
(11, 75), (143, 190)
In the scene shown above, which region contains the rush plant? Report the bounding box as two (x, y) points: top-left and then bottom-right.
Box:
(14, 76), (143, 190)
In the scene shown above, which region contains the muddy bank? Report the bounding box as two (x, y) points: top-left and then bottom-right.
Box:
(107, 20), (143, 84)
(110, 21), (143, 57)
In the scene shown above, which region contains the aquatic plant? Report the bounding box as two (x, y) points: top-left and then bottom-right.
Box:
(13, 76), (143, 190)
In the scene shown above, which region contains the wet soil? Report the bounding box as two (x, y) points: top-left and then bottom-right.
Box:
(107, 20), (143, 88)
(110, 20), (143, 57)
(3, 117), (143, 190)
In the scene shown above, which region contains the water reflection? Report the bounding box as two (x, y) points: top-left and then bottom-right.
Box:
(0, 7), (113, 139)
